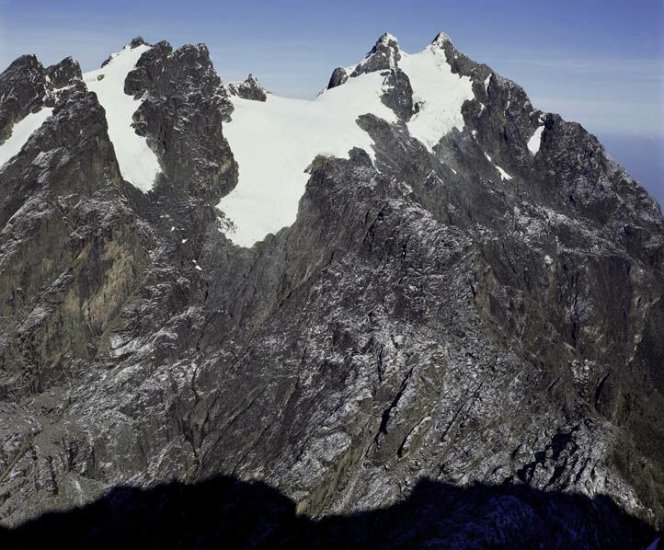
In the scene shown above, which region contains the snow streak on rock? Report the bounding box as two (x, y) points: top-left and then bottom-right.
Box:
(0, 108), (52, 168)
(528, 125), (545, 155)
(84, 44), (161, 192)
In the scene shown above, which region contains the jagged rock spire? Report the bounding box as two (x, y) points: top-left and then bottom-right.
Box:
(431, 32), (452, 47)
(326, 32), (401, 90)
(376, 32), (399, 48)
(351, 31), (401, 77)
(129, 36), (148, 48)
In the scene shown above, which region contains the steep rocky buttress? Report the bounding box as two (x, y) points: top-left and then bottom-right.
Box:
(0, 33), (661, 547)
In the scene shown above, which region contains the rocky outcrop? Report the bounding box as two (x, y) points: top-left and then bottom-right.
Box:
(45, 57), (82, 90)
(0, 56), (46, 144)
(125, 39), (237, 201)
(0, 32), (661, 545)
(327, 67), (349, 89)
(328, 33), (415, 121)
(0, 55), (82, 145)
(226, 74), (269, 102)
(352, 32), (401, 76)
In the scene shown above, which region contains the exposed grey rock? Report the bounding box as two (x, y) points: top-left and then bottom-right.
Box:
(0, 56), (47, 144)
(0, 54), (83, 145)
(0, 32), (662, 546)
(129, 36), (147, 48)
(327, 67), (349, 89)
(226, 74), (269, 102)
(351, 32), (401, 76)
(380, 67), (414, 121)
(327, 34), (414, 121)
(125, 40), (237, 200)
(45, 57), (81, 89)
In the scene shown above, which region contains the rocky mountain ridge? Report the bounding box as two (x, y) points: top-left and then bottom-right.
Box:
(0, 32), (661, 547)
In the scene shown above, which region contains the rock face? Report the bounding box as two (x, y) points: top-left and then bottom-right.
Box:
(329, 33), (414, 120)
(226, 74), (269, 101)
(0, 32), (662, 546)
(0, 55), (82, 144)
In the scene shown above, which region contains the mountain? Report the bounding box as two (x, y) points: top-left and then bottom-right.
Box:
(0, 32), (662, 547)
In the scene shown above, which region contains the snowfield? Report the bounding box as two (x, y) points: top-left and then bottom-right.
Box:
(219, 40), (473, 247)
(400, 45), (473, 151)
(218, 72), (397, 247)
(84, 44), (161, 192)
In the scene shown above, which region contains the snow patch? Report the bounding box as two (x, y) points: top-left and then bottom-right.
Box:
(496, 165), (512, 181)
(0, 108), (53, 168)
(484, 152), (512, 181)
(528, 125), (544, 155)
(399, 46), (474, 150)
(84, 44), (161, 192)
(218, 72), (397, 247)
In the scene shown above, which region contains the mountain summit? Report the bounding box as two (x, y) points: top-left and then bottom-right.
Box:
(0, 33), (662, 547)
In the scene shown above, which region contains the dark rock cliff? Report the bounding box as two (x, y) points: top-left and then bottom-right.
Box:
(0, 33), (661, 546)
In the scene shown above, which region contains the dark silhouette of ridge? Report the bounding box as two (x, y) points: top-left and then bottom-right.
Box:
(0, 476), (656, 549)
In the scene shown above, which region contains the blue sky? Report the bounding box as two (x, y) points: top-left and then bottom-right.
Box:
(1, 0), (663, 202)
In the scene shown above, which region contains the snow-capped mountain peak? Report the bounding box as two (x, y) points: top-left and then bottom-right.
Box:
(377, 31), (399, 46)
(431, 31), (452, 48)
(353, 31), (402, 74)
(219, 32), (473, 246)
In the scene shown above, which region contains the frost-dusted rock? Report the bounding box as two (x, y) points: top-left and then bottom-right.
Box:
(45, 57), (82, 89)
(0, 32), (662, 546)
(352, 32), (401, 76)
(326, 66), (349, 89)
(0, 55), (47, 143)
(124, 40), (237, 200)
(380, 67), (414, 121)
(327, 32), (402, 90)
(0, 54), (84, 145)
(226, 74), (269, 102)
(129, 36), (147, 48)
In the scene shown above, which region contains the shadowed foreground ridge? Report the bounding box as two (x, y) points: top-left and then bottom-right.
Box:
(1, 476), (655, 549)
